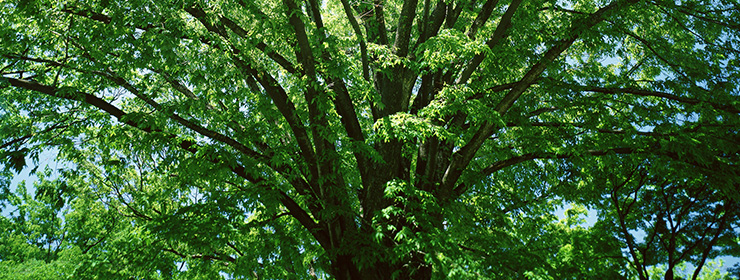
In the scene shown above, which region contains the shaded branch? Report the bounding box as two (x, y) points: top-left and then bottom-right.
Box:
(691, 202), (733, 280)
(279, 191), (330, 251)
(5, 77), (327, 253)
(0, 134), (34, 150)
(480, 147), (637, 175)
(361, 0), (389, 45)
(468, 81), (518, 100)
(185, 6), (320, 187)
(60, 6), (111, 24)
(441, 0), (638, 194)
(282, 0), (325, 139)
(62, 4), (298, 74)
(617, 26), (689, 79)
(231, 57), (319, 187)
(579, 84), (740, 114)
(423, 0), (449, 45)
(81, 235), (108, 254)
(654, 1), (740, 31)
(339, 0), (370, 80)
(466, 0), (501, 39)
(393, 0), (420, 57)
(3, 54), (312, 194)
(217, 15), (298, 74)
(456, 0), (523, 85)
(612, 169), (650, 280)
(163, 248), (236, 264)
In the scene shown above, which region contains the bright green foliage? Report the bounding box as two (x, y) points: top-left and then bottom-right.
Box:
(1, 0), (739, 279)
(647, 260), (736, 280)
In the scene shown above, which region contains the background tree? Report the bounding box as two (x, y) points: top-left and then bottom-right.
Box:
(0, 171), (85, 280)
(1, 0), (739, 279)
(575, 156), (740, 280)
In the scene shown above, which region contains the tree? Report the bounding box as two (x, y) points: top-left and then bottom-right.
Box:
(1, 0), (738, 279)
(578, 156), (740, 280)
(0, 171), (83, 280)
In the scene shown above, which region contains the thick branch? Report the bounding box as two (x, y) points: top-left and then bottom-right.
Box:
(456, 0), (523, 85)
(283, 0), (341, 189)
(6, 78), (259, 182)
(184, 6), (321, 186)
(163, 248), (236, 263)
(368, 0), (389, 45)
(6, 77), (329, 255)
(339, 0), (370, 80)
(0, 134), (33, 150)
(579, 85), (740, 114)
(232, 57), (319, 186)
(441, 0), (637, 193)
(282, 0), (322, 123)
(279, 191), (331, 250)
(480, 147), (637, 175)
(424, 0), (448, 44)
(306, 0), (326, 30)
(3, 55), (311, 192)
(103, 73), (272, 166)
(217, 16), (298, 74)
(493, 0), (631, 116)
(466, 0), (501, 39)
(296, 2), (372, 191)
(60, 6), (111, 24)
(393, 0), (419, 57)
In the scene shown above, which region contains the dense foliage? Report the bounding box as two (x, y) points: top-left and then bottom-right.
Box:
(1, 0), (739, 279)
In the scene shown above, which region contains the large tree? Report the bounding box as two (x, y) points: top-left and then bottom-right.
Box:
(1, 0), (739, 279)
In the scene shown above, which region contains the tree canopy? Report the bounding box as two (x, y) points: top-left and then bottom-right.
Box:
(1, 0), (739, 279)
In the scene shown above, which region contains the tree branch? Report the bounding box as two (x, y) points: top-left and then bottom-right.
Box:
(393, 0), (419, 57)
(456, 0), (523, 85)
(6, 76), (329, 256)
(441, 0), (638, 194)
(231, 57), (320, 187)
(217, 15), (299, 74)
(339, 0), (370, 80)
(578, 84), (740, 114)
(163, 248), (236, 264)
(60, 6), (111, 24)
(66, 4), (298, 74)
(482, 148), (638, 176)
(184, 6), (321, 188)
(466, 0), (501, 39)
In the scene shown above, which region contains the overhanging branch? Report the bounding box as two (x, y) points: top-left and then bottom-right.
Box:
(480, 147), (638, 175)
(339, 0), (370, 81)
(5, 77), (327, 251)
(580, 85), (739, 114)
(456, 0), (523, 85)
(441, 0), (639, 193)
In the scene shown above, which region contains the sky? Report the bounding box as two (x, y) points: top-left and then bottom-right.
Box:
(2, 149), (60, 216)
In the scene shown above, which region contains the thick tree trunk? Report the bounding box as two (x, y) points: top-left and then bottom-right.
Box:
(326, 58), (437, 280)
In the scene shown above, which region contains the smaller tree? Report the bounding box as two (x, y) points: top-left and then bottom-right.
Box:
(581, 156), (740, 280)
(0, 171), (79, 280)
